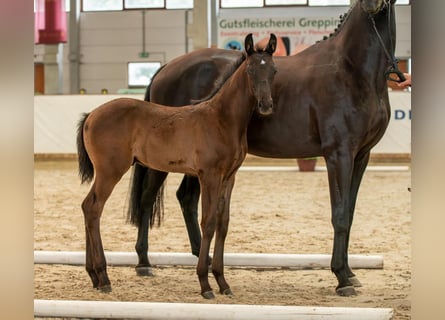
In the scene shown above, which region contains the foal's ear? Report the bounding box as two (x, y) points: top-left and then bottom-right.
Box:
(244, 33), (255, 56)
(265, 33), (277, 56)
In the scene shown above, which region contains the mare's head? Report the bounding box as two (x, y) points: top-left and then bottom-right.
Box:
(244, 33), (277, 117)
(361, 0), (394, 15)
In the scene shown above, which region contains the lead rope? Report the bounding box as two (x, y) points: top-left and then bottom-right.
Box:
(369, 2), (406, 83)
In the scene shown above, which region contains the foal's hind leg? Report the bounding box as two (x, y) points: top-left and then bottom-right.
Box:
(82, 172), (123, 292)
(135, 168), (168, 276)
(85, 224), (101, 288)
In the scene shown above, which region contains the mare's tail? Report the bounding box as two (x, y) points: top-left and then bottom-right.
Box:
(76, 113), (94, 184)
(126, 163), (165, 228)
(127, 164), (148, 226)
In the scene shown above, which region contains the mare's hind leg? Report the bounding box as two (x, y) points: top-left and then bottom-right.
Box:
(135, 168), (168, 276)
(344, 151), (371, 288)
(176, 175), (202, 257)
(82, 172), (122, 292)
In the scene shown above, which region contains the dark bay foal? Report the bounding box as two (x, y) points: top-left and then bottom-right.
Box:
(76, 33), (277, 298)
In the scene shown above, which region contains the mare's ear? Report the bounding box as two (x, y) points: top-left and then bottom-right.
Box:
(244, 33), (254, 56)
(265, 33), (277, 56)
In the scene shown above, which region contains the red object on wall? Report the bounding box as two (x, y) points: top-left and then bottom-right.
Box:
(35, 0), (67, 44)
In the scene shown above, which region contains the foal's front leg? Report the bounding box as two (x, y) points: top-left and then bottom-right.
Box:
(196, 177), (221, 299)
(212, 176), (235, 296)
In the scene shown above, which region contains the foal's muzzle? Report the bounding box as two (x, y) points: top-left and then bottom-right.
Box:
(257, 99), (274, 117)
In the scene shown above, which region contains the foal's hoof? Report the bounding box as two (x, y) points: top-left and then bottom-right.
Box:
(220, 288), (233, 296)
(202, 290), (216, 299)
(135, 266), (154, 277)
(349, 276), (362, 287)
(336, 285), (357, 297)
(97, 284), (112, 293)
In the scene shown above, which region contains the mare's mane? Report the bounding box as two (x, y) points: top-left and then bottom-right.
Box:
(319, 2), (356, 42)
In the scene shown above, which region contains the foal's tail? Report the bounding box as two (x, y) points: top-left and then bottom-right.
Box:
(76, 113), (94, 184)
(126, 164), (165, 228)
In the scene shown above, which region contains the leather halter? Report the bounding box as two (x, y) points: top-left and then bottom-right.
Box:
(368, 0), (406, 83)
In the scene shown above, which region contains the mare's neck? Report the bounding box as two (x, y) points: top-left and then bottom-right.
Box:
(334, 3), (395, 85)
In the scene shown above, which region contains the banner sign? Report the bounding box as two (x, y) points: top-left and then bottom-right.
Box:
(218, 16), (341, 52)
(373, 91), (411, 154)
(34, 92), (410, 154)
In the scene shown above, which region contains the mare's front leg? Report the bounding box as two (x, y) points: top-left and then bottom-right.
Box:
(212, 175), (235, 296)
(325, 150), (357, 296)
(196, 175), (221, 299)
(343, 150), (371, 288)
(82, 175), (120, 292)
(135, 167), (168, 276)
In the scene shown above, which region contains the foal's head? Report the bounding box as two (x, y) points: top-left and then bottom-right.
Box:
(244, 33), (277, 116)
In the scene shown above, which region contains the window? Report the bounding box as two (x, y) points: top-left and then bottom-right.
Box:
(127, 62), (161, 87)
(221, 0), (351, 7)
(166, 0), (193, 9)
(266, 0), (307, 5)
(221, 0), (263, 8)
(220, 0), (410, 8)
(125, 0), (164, 9)
(309, 0), (350, 5)
(82, 0), (192, 11)
(83, 0), (123, 11)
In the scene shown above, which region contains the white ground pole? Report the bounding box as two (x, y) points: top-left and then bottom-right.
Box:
(34, 251), (383, 269)
(34, 299), (393, 320)
(239, 165), (409, 172)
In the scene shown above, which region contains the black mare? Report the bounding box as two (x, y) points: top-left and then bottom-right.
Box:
(128, 0), (402, 296)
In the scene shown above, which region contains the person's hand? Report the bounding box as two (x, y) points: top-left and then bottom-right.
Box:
(397, 73), (411, 88)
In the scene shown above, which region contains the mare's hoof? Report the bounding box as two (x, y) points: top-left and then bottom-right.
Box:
(97, 284), (112, 293)
(220, 288), (233, 296)
(336, 285), (357, 297)
(135, 266), (154, 277)
(349, 276), (362, 287)
(202, 290), (216, 299)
